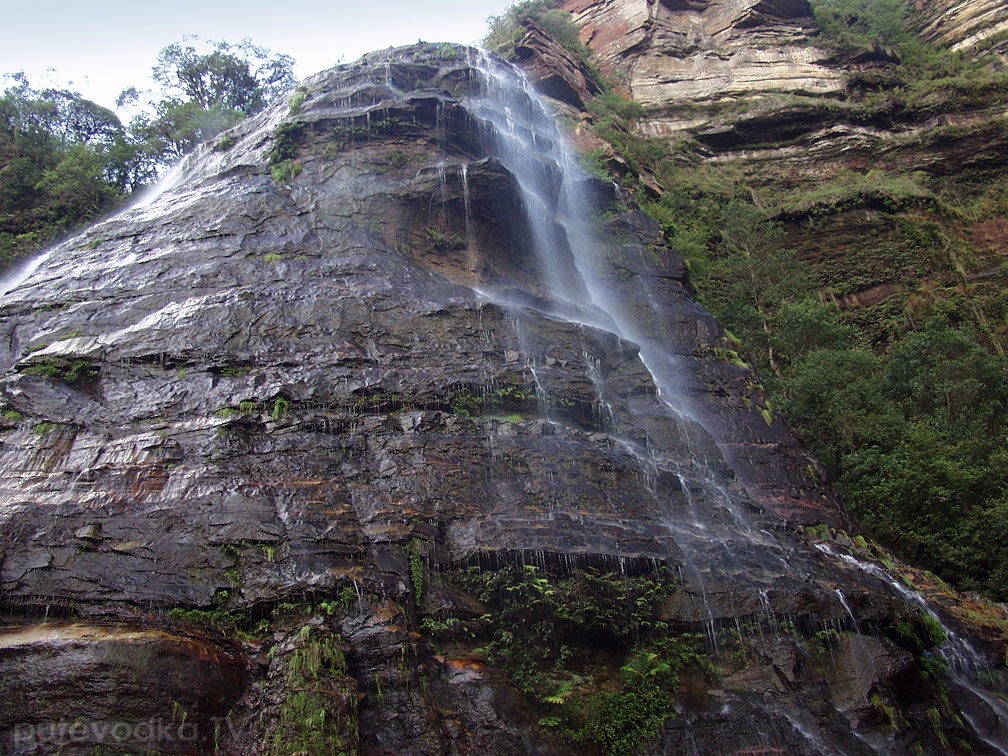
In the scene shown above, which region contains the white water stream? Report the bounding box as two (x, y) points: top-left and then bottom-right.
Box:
(817, 543), (1008, 753)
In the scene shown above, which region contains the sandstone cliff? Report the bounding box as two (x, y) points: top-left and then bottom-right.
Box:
(561, 0), (1008, 359)
(913, 0), (1008, 65)
(561, 0), (844, 110)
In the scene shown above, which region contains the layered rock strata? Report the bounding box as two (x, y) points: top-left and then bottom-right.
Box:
(913, 0), (1008, 64)
(0, 44), (1004, 755)
(560, 0), (844, 108)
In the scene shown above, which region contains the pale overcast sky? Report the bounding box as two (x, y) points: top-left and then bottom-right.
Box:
(0, 0), (514, 111)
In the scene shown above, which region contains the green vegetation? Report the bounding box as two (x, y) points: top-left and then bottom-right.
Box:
(424, 226), (465, 250)
(872, 691), (903, 731)
(268, 121), (306, 183)
(484, 0), (602, 87)
(270, 120), (306, 165)
(436, 43), (458, 61)
(642, 176), (1008, 599)
(121, 37), (295, 166)
(444, 384), (536, 419)
(382, 149), (412, 170)
(271, 625), (357, 756)
(813, 0), (989, 73)
(428, 564), (714, 755)
(0, 76), (147, 266)
(214, 134), (237, 152)
(166, 606), (261, 640)
(22, 358), (99, 386)
(810, 0), (1008, 117)
(271, 159), (303, 184)
(407, 538), (424, 601)
(449, 389), (479, 416)
(31, 421), (68, 436)
(788, 319), (1008, 598)
(2, 37), (294, 272)
(288, 85), (309, 114)
(272, 397), (290, 422)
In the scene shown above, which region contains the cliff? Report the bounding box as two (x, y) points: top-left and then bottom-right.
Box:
(0, 39), (1006, 756)
(559, 0), (1008, 349)
(913, 0), (1008, 65)
(561, 0), (843, 109)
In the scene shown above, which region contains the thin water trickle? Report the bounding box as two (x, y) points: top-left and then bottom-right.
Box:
(835, 588), (857, 628)
(460, 163), (472, 240)
(0, 248), (55, 299)
(815, 542), (1008, 752)
(815, 543), (987, 676)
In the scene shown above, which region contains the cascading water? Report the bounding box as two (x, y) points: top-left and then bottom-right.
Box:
(0, 248), (56, 299)
(460, 49), (802, 577)
(817, 543), (1008, 753)
(464, 52), (709, 423)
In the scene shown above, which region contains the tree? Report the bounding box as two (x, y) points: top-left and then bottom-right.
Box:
(34, 144), (119, 224)
(782, 320), (1008, 599)
(785, 347), (902, 476)
(1, 74), (136, 265)
(884, 316), (1008, 437)
(771, 299), (854, 378)
(123, 37), (295, 166)
(153, 38), (294, 113)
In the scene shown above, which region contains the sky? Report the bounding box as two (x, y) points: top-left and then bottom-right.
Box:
(0, 0), (515, 112)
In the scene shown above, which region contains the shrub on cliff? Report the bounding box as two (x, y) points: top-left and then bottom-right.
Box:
(485, 0), (594, 70)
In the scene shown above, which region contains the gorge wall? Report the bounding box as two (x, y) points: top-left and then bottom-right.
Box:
(560, 0), (1008, 353)
(561, 0), (844, 109)
(0, 28), (1006, 756)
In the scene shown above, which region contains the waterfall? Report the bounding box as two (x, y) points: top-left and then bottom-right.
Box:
(463, 50), (702, 424)
(4, 43), (1005, 752)
(460, 49), (798, 566)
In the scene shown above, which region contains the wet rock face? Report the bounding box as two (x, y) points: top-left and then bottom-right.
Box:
(0, 45), (838, 609)
(0, 623), (242, 755)
(0, 44), (1003, 755)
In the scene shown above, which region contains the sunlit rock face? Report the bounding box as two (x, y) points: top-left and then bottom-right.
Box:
(913, 0), (1008, 65)
(560, 0), (844, 108)
(0, 44), (1005, 755)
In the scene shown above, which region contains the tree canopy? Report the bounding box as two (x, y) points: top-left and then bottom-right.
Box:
(0, 74), (152, 266)
(120, 37), (295, 165)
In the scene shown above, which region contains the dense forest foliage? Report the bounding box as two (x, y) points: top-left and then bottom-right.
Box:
(0, 76), (148, 266)
(552, 0), (1008, 599)
(0, 38), (293, 269)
